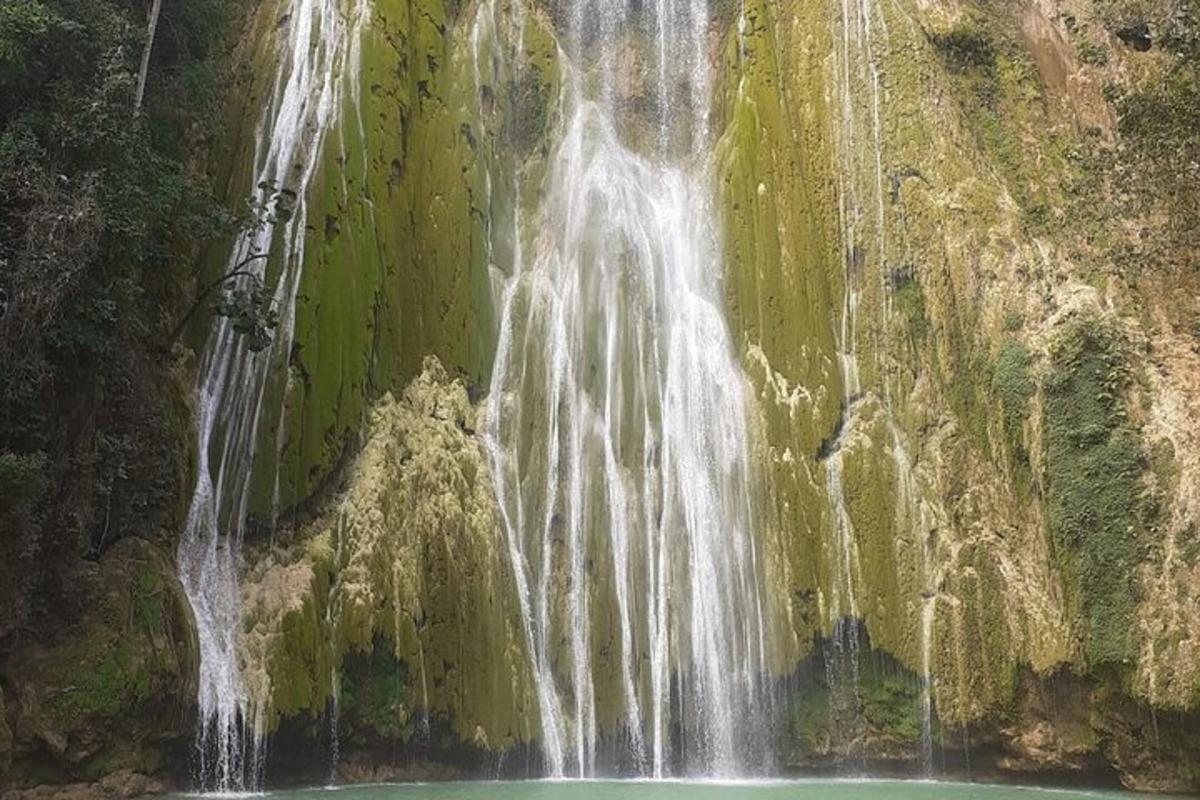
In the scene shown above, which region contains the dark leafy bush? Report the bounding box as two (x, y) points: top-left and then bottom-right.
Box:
(930, 18), (997, 72)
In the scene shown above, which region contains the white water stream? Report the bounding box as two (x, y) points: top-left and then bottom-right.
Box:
(177, 0), (367, 791)
(483, 0), (772, 779)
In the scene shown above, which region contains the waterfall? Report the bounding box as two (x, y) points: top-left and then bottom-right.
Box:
(483, 0), (772, 779)
(176, 0), (367, 791)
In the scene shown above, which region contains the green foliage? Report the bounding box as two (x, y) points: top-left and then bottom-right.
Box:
(0, 0), (233, 617)
(340, 640), (413, 742)
(889, 266), (928, 342)
(1043, 319), (1142, 667)
(0, 0), (232, 401)
(215, 275), (279, 353)
(48, 640), (153, 722)
(0, 449), (46, 532)
(930, 18), (997, 72)
(861, 674), (922, 742)
(788, 682), (831, 753)
(1075, 36), (1110, 66)
(993, 338), (1034, 464)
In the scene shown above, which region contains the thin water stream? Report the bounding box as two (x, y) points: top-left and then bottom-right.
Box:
(177, 0), (368, 791)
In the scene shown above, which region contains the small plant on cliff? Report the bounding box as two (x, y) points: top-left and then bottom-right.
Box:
(166, 185), (295, 352)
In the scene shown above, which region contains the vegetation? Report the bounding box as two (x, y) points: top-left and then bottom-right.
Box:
(1044, 319), (1142, 667)
(0, 0), (236, 639)
(860, 674), (922, 743)
(340, 639), (414, 743)
(1065, 0), (1200, 280)
(930, 17), (996, 72)
(1111, 39), (1200, 266)
(888, 265), (929, 343)
(992, 338), (1034, 468)
(929, 6), (1074, 230)
(788, 682), (832, 754)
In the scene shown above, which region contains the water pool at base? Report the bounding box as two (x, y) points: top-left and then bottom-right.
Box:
(206, 781), (1163, 800)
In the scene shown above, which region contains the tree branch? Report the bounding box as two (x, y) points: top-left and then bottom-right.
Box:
(165, 254), (269, 347)
(134, 0), (164, 113)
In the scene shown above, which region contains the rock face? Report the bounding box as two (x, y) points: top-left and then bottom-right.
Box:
(711, 0), (1200, 789)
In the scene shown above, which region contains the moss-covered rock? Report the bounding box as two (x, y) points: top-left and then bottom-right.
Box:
(0, 538), (197, 788)
(238, 357), (535, 759)
(712, 0), (845, 671)
(1044, 318), (1143, 667)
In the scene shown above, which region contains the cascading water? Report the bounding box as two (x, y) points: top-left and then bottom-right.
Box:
(483, 0), (772, 779)
(176, 0), (366, 791)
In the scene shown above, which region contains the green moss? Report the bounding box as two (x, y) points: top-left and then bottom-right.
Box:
(1044, 319), (1142, 667)
(47, 641), (148, 722)
(891, 271), (929, 343)
(838, 402), (925, 670)
(132, 568), (165, 633)
(241, 360), (536, 750)
(506, 13), (561, 157)
(930, 10), (1075, 231)
(930, 18), (996, 73)
(341, 637), (413, 742)
(231, 0), (567, 520)
(861, 674), (922, 742)
(788, 681), (831, 753)
(29, 544), (189, 743)
(935, 543), (1020, 725)
(713, 0), (844, 669)
(943, 341), (994, 459)
(992, 337), (1034, 466)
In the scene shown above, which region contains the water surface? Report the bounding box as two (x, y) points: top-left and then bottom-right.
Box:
(235, 780), (1156, 800)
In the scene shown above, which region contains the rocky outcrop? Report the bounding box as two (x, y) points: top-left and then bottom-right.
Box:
(236, 357), (535, 775)
(3, 770), (168, 800)
(0, 538), (196, 790)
